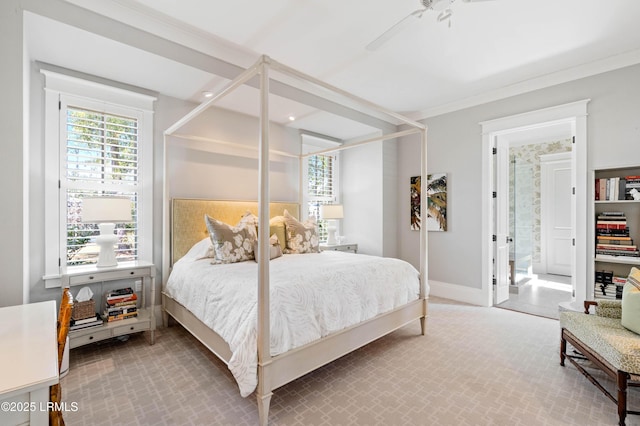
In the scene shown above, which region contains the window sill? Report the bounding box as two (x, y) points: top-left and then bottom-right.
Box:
(43, 274), (62, 289)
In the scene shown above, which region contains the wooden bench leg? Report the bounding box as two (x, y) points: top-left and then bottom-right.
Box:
(618, 371), (628, 426)
(560, 333), (567, 366)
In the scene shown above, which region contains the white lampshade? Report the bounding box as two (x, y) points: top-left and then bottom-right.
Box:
(82, 197), (132, 223)
(320, 204), (344, 220)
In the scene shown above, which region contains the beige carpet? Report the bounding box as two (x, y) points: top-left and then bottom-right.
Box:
(62, 298), (640, 425)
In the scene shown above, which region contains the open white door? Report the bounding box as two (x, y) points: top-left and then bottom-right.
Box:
(495, 140), (510, 304)
(541, 153), (572, 276)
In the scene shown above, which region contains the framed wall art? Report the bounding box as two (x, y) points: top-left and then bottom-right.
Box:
(410, 173), (447, 231)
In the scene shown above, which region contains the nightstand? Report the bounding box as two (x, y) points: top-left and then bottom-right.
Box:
(319, 243), (358, 253)
(62, 261), (156, 347)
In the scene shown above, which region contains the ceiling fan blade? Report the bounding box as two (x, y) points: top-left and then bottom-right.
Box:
(365, 8), (426, 52)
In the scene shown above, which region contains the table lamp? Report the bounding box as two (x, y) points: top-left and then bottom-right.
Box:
(82, 196), (132, 267)
(320, 204), (343, 245)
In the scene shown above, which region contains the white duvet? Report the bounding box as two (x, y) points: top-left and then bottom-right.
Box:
(165, 245), (423, 397)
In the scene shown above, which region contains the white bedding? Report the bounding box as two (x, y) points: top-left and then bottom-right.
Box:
(165, 245), (423, 397)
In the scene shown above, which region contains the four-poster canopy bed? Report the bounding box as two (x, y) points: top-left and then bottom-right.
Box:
(161, 55), (428, 425)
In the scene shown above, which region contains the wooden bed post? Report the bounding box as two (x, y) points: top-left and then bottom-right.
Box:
(257, 55), (273, 426)
(419, 127), (428, 335)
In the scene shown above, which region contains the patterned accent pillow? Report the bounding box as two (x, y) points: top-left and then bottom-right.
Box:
(253, 234), (283, 262)
(283, 209), (319, 254)
(239, 211), (259, 240)
(269, 216), (287, 251)
(621, 267), (640, 334)
(239, 211), (288, 252)
(204, 214), (257, 264)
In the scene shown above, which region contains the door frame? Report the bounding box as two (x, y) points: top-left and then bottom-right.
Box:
(480, 100), (590, 308)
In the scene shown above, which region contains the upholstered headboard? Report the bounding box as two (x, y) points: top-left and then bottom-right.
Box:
(170, 198), (299, 265)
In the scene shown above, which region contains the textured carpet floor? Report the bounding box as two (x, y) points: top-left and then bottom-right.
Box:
(62, 298), (640, 425)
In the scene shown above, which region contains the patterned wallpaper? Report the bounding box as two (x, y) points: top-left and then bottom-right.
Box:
(509, 139), (572, 271)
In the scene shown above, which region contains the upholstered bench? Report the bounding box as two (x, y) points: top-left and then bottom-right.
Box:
(560, 298), (640, 426)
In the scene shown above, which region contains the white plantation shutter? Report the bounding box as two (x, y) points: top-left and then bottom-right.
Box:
(303, 134), (341, 242)
(64, 107), (139, 266)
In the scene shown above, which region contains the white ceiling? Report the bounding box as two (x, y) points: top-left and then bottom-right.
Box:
(26, 0), (640, 139)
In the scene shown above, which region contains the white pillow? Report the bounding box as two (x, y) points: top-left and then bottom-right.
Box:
(183, 238), (215, 260)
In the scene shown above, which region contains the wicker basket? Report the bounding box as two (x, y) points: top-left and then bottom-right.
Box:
(72, 299), (96, 320)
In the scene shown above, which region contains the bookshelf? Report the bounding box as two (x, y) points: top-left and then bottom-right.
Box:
(62, 261), (156, 348)
(592, 165), (640, 300)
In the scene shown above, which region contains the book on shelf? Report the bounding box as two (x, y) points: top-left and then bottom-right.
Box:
(595, 270), (614, 284)
(105, 311), (138, 322)
(105, 293), (137, 306)
(596, 254), (640, 262)
(70, 314), (103, 331)
(107, 295), (138, 307)
(596, 221), (627, 230)
(596, 236), (633, 245)
(105, 305), (137, 315)
(72, 314), (99, 325)
(106, 287), (134, 298)
(594, 270), (624, 299)
(596, 228), (630, 237)
(597, 239), (634, 246)
(596, 244), (638, 251)
(595, 250), (640, 257)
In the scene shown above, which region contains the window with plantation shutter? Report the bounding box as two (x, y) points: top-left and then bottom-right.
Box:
(42, 70), (155, 287)
(302, 134), (341, 242)
(65, 107), (139, 266)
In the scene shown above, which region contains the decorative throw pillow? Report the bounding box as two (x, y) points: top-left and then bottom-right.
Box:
(283, 209), (319, 254)
(253, 234), (283, 262)
(238, 211), (259, 239)
(204, 214), (256, 264)
(269, 216), (287, 252)
(240, 211), (288, 251)
(621, 267), (640, 334)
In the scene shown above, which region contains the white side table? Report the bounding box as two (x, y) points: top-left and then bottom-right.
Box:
(62, 261), (156, 347)
(319, 243), (358, 253)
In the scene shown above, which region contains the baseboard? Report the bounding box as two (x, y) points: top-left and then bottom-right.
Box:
(428, 280), (488, 307)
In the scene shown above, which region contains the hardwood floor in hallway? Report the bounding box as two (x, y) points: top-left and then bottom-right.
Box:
(496, 273), (573, 319)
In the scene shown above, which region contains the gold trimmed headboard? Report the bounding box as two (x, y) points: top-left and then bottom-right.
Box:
(170, 198), (299, 265)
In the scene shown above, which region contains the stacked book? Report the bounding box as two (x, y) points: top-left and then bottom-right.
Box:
(70, 313), (103, 331)
(595, 212), (640, 260)
(104, 287), (138, 322)
(594, 270), (625, 300)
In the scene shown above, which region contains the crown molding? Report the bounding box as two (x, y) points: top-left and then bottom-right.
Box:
(409, 48), (640, 121)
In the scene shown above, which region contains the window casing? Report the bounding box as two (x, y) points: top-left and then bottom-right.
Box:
(42, 70), (155, 287)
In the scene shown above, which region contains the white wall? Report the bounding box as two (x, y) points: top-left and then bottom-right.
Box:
(342, 140), (398, 257)
(342, 143), (383, 255)
(165, 106), (299, 202)
(1, 0), (25, 307)
(398, 63), (640, 303)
